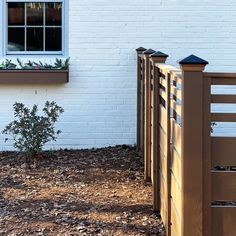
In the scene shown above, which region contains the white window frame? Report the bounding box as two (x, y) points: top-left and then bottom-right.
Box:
(3, 0), (68, 56)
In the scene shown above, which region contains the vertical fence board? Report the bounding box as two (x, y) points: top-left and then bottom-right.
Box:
(152, 64), (161, 211)
(143, 51), (154, 182)
(166, 73), (171, 236)
(203, 77), (212, 236)
(136, 47), (146, 152)
(136, 53), (141, 150)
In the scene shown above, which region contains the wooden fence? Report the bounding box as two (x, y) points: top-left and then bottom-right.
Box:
(136, 47), (236, 236)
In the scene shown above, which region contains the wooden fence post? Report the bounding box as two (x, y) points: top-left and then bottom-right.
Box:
(143, 48), (156, 182)
(136, 47), (147, 152)
(179, 55), (208, 236)
(149, 52), (169, 212)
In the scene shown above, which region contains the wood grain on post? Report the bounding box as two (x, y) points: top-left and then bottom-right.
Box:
(179, 55), (208, 236)
(136, 47), (147, 152)
(143, 48), (156, 182)
(149, 52), (168, 212)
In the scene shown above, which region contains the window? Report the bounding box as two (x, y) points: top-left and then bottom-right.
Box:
(7, 1), (64, 55)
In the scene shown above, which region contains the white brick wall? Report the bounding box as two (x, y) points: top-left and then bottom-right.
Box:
(1, 0), (236, 150)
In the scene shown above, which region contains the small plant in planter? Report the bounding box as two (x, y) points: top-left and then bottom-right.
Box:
(0, 58), (70, 70)
(16, 58), (70, 70)
(0, 59), (17, 69)
(2, 101), (64, 163)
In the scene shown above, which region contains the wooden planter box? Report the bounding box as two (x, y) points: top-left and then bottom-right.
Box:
(0, 69), (69, 84)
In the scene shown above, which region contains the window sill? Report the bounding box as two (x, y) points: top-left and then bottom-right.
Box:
(0, 69), (69, 84)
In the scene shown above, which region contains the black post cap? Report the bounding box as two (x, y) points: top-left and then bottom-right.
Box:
(136, 47), (147, 52)
(150, 51), (169, 58)
(179, 55), (209, 65)
(143, 49), (156, 55)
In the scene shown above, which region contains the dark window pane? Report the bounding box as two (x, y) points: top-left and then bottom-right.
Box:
(27, 3), (43, 25)
(8, 3), (25, 25)
(45, 28), (62, 51)
(8, 28), (25, 51)
(45, 3), (62, 26)
(27, 28), (43, 51)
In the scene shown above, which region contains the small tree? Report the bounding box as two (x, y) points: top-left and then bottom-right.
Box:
(3, 101), (64, 158)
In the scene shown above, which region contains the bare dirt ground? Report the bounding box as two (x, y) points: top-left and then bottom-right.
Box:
(0, 145), (165, 236)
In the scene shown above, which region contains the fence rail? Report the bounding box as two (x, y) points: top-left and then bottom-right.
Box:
(136, 47), (236, 236)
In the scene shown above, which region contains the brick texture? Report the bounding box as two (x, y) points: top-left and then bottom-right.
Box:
(0, 0), (236, 150)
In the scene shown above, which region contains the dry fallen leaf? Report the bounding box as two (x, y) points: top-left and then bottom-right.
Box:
(0, 146), (165, 235)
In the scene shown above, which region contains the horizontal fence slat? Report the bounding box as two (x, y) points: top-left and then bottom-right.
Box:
(171, 118), (182, 156)
(156, 64), (182, 80)
(159, 89), (167, 101)
(211, 113), (236, 122)
(171, 172), (182, 219)
(212, 137), (236, 166)
(171, 199), (182, 236)
(204, 72), (236, 85)
(160, 174), (168, 201)
(156, 63), (179, 73)
(212, 207), (236, 236)
(205, 72), (236, 78)
(212, 171), (236, 201)
(171, 86), (182, 101)
(160, 148), (167, 182)
(159, 76), (167, 88)
(159, 126), (168, 156)
(170, 72), (182, 85)
(171, 147), (182, 189)
(171, 100), (181, 118)
(159, 105), (167, 131)
(211, 78), (236, 85)
(211, 95), (236, 104)
(160, 175), (168, 227)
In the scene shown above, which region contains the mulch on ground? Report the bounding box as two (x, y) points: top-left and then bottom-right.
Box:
(0, 145), (165, 236)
